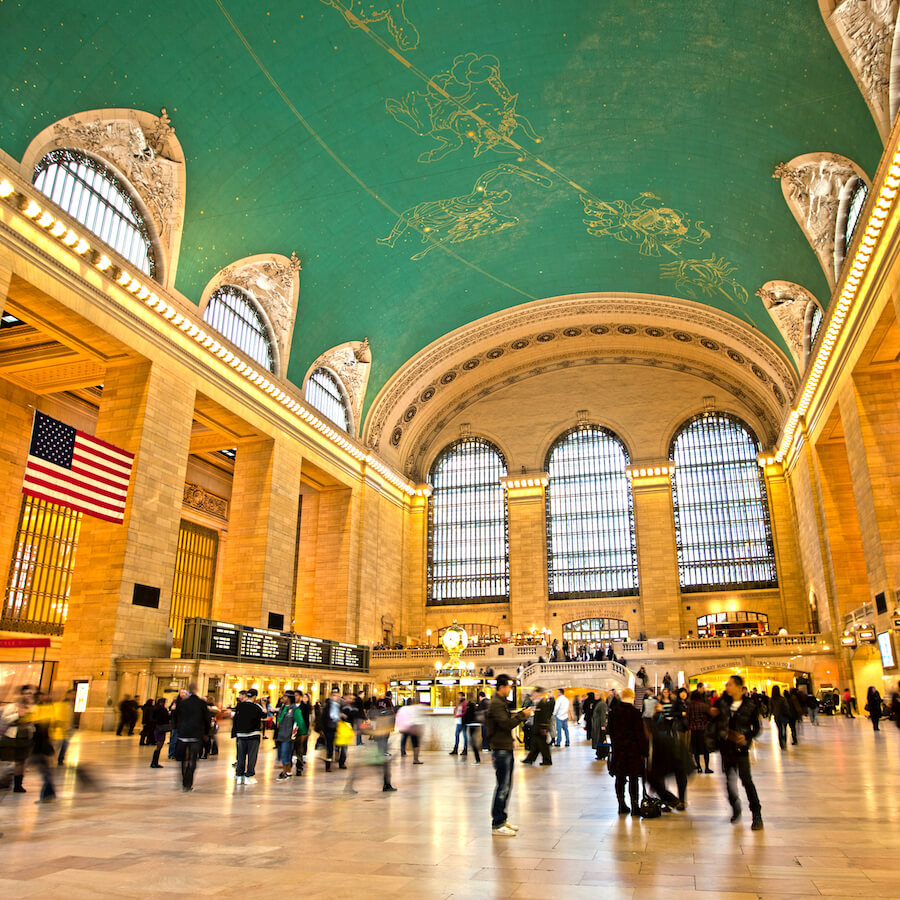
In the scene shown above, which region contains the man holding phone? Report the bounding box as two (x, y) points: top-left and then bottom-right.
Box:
(486, 674), (533, 836)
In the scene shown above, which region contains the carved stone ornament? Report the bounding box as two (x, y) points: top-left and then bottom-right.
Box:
(207, 253), (301, 372)
(308, 339), (372, 435)
(828, 0), (899, 133)
(773, 153), (861, 287)
(50, 109), (183, 251)
(756, 281), (820, 366)
(183, 482), (229, 520)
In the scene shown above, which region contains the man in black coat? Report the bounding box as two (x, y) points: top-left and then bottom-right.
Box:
(522, 688), (554, 766)
(174, 683), (209, 792)
(712, 675), (763, 830)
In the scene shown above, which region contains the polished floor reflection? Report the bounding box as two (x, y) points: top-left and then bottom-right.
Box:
(0, 714), (897, 898)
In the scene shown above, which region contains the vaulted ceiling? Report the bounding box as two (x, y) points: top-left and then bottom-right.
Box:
(0, 1), (882, 413)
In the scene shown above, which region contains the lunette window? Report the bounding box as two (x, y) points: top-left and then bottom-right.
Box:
(33, 148), (158, 277)
(670, 413), (777, 592)
(844, 180), (868, 255)
(304, 368), (351, 431)
(808, 304), (824, 350)
(203, 286), (275, 373)
(545, 426), (637, 598)
(427, 437), (509, 605)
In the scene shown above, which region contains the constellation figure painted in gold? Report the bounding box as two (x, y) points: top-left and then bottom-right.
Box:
(660, 254), (749, 308)
(385, 52), (542, 163)
(378, 164), (552, 260)
(319, 1), (420, 51)
(582, 192), (710, 257)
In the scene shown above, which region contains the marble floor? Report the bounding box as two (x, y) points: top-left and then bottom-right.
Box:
(0, 714), (897, 899)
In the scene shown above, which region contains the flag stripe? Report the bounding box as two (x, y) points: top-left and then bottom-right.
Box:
(71, 454), (132, 484)
(26, 460), (128, 505)
(75, 430), (135, 461)
(21, 488), (125, 523)
(22, 478), (126, 515)
(75, 436), (134, 472)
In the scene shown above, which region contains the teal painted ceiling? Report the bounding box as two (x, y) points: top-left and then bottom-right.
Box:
(0, 1), (883, 412)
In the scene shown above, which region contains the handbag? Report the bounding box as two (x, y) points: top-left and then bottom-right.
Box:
(335, 720), (354, 747)
(639, 791), (663, 818)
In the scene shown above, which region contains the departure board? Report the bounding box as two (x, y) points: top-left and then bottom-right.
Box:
(182, 618), (369, 672)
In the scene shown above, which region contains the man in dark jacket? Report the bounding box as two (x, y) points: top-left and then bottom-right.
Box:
(712, 675), (763, 830)
(232, 689), (264, 784)
(174, 683), (209, 792)
(523, 688), (554, 766)
(486, 674), (532, 836)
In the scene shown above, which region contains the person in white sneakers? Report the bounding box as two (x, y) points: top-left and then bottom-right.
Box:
(232, 688), (264, 785)
(553, 689), (570, 747)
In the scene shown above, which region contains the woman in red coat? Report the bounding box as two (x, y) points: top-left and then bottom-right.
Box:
(607, 688), (648, 817)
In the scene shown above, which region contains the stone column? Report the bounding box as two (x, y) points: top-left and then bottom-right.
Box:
(402, 490), (429, 642)
(837, 372), (900, 599)
(216, 436), (303, 628)
(503, 476), (549, 634)
(761, 462), (807, 631)
(629, 466), (682, 639)
(57, 360), (196, 729)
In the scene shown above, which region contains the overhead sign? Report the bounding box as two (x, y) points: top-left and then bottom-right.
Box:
(182, 618), (369, 672)
(0, 637), (51, 649)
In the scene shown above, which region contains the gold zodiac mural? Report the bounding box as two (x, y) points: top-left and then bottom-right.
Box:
(385, 52), (542, 163)
(377, 164), (552, 260)
(660, 254), (750, 308)
(581, 192), (710, 257)
(319, 1), (420, 50)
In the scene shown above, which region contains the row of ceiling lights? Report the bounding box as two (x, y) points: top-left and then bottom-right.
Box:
(0, 177), (416, 496)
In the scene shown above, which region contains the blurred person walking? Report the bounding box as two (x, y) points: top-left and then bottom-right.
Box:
(396, 698), (424, 764)
(139, 699), (155, 746)
(449, 692), (468, 756)
(688, 686), (713, 773)
(0, 684), (36, 793)
(591, 692), (609, 760)
(174, 683), (209, 792)
(523, 688), (553, 766)
(294, 692), (312, 773)
(486, 674), (532, 836)
(711, 675), (763, 830)
(149, 698), (170, 768)
(866, 687), (883, 731)
(770, 686), (790, 750)
(553, 689), (570, 748)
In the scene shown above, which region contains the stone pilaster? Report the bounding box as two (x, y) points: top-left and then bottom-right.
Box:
(57, 360), (195, 729)
(402, 492), (428, 642)
(216, 436), (303, 628)
(630, 467), (681, 638)
(504, 476), (549, 634)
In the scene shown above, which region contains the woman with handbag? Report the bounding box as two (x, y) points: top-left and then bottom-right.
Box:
(866, 687), (883, 731)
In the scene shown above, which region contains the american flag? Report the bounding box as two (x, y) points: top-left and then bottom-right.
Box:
(22, 412), (134, 524)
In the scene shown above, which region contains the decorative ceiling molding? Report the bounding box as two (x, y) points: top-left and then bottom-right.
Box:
(821, 0), (899, 140)
(200, 253), (301, 379)
(305, 339), (372, 437)
(363, 293), (798, 462)
(756, 281), (821, 367)
(20, 108), (187, 291)
(773, 152), (869, 288)
(402, 350), (785, 481)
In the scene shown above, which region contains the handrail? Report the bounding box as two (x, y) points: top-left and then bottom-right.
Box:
(519, 660), (632, 683)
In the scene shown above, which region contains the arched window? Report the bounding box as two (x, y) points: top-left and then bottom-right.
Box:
(808, 304), (824, 350)
(545, 426), (637, 598)
(203, 286), (275, 373)
(33, 149), (158, 277)
(844, 179), (868, 255)
(670, 413), (777, 592)
(304, 368), (351, 431)
(427, 437), (508, 605)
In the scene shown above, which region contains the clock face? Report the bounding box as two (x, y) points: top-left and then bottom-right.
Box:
(442, 630), (460, 651)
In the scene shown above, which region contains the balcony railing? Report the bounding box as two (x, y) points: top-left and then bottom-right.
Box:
(519, 660), (631, 684)
(371, 643), (543, 662)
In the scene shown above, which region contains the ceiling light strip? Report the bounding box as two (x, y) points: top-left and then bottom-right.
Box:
(773, 150), (900, 464)
(0, 178), (416, 496)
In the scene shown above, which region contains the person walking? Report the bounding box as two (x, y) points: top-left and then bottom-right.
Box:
(770, 686), (790, 750)
(477, 691), (491, 751)
(591, 692), (609, 760)
(294, 692), (312, 773)
(688, 686), (713, 773)
(320, 689), (342, 772)
(553, 689), (570, 748)
(523, 688), (553, 766)
(487, 674), (532, 836)
(139, 699), (155, 746)
(149, 698), (170, 768)
(232, 688), (264, 785)
(711, 675), (763, 830)
(449, 692), (468, 756)
(866, 686), (883, 731)
(396, 699), (424, 764)
(116, 694), (138, 736)
(607, 687), (646, 816)
(645, 717), (691, 811)
(462, 694), (483, 764)
(173, 683), (209, 792)
(842, 687), (855, 718)
(806, 691), (819, 726)
(0, 684), (36, 793)
(275, 691), (303, 780)
(582, 692), (596, 742)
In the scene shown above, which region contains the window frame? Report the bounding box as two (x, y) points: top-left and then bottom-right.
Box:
(304, 367), (353, 433)
(426, 437), (510, 606)
(203, 284), (277, 374)
(669, 412), (778, 593)
(544, 425), (638, 599)
(33, 148), (160, 279)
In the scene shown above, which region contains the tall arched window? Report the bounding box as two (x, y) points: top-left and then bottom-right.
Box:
(844, 179), (868, 255)
(545, 426), (637, 598)
(670, 413), (777, 591)
(203, 286), (275, 373)
(427, 437), (508, 605)
(304, 368), (351, 431)
(33, 149), (158, 277)
(808, 304), (824, 350)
